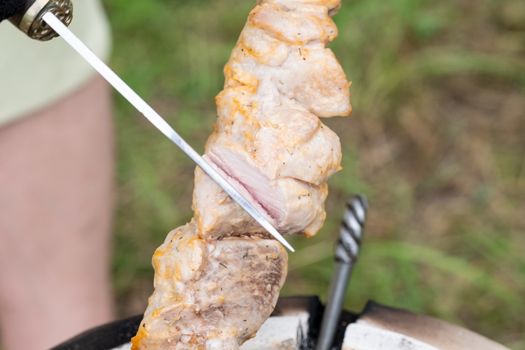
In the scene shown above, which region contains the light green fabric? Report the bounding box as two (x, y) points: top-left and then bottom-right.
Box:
(0, 0), (111, 126)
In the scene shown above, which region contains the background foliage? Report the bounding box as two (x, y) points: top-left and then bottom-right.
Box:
(103, 0), (525, 347)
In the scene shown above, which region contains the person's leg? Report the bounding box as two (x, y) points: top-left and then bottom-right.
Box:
(0, 76), (114, 349)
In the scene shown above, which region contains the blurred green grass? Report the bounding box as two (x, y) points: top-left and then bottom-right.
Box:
(103, 0), (525, 347)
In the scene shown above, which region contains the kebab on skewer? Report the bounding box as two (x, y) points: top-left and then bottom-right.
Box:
(132, 0), (351, 348)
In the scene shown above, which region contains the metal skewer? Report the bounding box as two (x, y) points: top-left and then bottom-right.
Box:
(42, 12), (294, 253)
(316, 195), (368, 350)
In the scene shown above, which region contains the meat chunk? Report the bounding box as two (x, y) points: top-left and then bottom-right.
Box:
(132, 222), (288, 350)
(194, 166), (329, 239)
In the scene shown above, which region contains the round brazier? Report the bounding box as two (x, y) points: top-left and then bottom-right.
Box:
(51, 296), (506, 350)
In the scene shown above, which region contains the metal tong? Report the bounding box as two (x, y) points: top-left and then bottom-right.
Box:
(316, 195), (368, 350)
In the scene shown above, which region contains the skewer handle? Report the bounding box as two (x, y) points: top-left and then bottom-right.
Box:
(3, 0), (72, 40)
(316, 195), (368, 350)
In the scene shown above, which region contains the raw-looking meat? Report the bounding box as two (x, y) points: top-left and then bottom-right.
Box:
(133, 0), (351, 348)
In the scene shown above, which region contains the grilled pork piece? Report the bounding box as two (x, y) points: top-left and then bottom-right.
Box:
(133, 0), (351, 348)
(132, 223), (287, 349)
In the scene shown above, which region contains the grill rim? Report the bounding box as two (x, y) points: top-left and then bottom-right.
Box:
(51, 296), (357, 350)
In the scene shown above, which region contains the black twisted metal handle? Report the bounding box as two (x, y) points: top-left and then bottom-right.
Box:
(335, 195), (368, 264)
(316, 194), (368, 350)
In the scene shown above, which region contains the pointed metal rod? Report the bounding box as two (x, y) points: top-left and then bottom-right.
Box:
(316, 195), (368, 350)
(42, 12), (294, 252)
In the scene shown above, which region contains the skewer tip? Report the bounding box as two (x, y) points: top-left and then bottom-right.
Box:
(270, 227), (295, 252)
